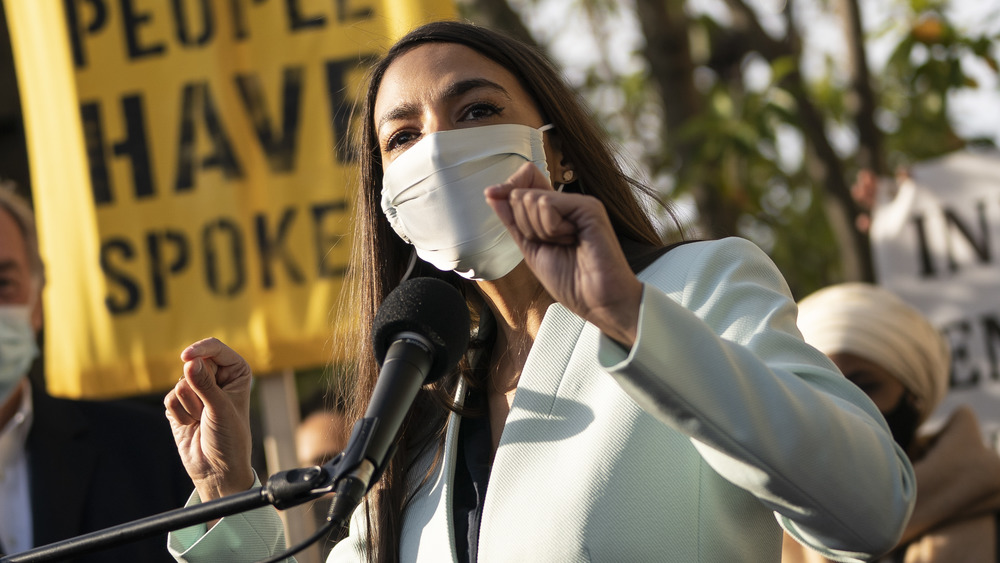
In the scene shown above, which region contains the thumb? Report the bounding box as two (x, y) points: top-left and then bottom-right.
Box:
(184, 358), (226, 406)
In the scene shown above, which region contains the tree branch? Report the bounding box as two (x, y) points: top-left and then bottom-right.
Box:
(838, 0), (885, 174)
(718, 0), (873, 280)
(635, 0), (742, 238)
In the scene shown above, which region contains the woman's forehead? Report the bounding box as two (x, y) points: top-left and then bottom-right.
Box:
(374, 43), (524, 116)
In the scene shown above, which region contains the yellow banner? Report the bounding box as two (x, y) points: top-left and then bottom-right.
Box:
(7, 0), (455, 399)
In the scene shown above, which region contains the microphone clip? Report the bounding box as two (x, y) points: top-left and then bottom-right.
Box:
(260, 417), (394, 517)
(263, 463), (334, 511)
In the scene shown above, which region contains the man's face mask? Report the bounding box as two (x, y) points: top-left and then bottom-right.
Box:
(381, 123), (553, 281)
(0, 304), (37, 404)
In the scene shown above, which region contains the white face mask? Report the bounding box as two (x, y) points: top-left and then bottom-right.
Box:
(0, 304), (37, 404)
(381, 123), (553, 281)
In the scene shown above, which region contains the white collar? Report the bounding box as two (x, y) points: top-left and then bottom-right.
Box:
(0, 379), (34, 473)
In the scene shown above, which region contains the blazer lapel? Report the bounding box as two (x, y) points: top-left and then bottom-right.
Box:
(439, 380), (467, 562)
(479, 304), (587, 556)
(401, 380), (466, 563)
(504, 303), (586, 420)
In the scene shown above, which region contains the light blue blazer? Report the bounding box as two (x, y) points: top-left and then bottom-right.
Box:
(170, 238), (915, 563)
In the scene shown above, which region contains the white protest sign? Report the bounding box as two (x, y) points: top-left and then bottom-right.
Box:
(870, 149), (1000, 446)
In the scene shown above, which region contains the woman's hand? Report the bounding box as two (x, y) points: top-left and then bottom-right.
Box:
(485, 162), (644, 347)
(164, 337), (255, 503)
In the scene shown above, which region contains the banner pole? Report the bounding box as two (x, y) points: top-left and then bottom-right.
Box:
(259, 369), (321, 563)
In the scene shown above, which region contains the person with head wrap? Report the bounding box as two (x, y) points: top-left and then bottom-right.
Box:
(796, 282), (950, 451)
(783, 282), (1000, 563)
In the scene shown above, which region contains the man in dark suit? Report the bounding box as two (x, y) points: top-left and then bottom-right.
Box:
(0, 184), (191, 561)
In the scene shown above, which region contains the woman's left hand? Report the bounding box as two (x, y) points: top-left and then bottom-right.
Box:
(485, 162), (643, 347)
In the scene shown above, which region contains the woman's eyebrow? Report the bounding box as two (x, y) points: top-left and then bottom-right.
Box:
(376, 78), (512, 133)
(440, 78), (511, 101)
(377, 102), (421, 133)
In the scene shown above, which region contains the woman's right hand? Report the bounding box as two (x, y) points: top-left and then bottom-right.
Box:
(164, 337), (255, 503)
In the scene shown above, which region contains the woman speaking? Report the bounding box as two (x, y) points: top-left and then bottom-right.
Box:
(164, 20), (915, 563)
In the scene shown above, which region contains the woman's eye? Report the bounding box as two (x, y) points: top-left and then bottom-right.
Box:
(385, 130), (418, 151)
(463, 102), (503, 121)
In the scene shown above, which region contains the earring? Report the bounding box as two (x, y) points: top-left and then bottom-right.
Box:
(561, 169), (575, 183)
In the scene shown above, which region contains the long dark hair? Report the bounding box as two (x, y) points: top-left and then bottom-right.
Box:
(336, 19), (679, 563)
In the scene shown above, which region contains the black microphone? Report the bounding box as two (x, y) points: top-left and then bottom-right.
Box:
(326, 277), (470, 521)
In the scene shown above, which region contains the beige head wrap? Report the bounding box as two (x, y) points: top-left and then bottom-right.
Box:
(796, 282), (950, 423)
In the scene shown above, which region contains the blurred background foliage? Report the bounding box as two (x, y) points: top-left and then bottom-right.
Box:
(455, 0), (999, 299)
(1, 0), (995, 299)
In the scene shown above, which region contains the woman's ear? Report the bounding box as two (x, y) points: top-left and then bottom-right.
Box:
(542, 127), (579, 190)
(542, 128), (568, 186)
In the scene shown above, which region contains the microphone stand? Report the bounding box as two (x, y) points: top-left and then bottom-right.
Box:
(0, 460), (347, 562)
(3, 278), (467, 562)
